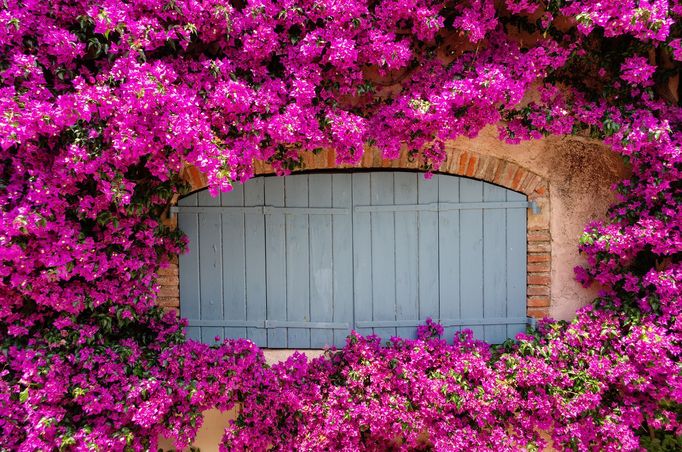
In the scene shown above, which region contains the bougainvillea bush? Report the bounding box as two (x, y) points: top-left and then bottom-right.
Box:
(0, 0), (680, 450)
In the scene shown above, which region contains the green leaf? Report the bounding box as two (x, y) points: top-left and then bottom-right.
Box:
(19, 388), (29, 403)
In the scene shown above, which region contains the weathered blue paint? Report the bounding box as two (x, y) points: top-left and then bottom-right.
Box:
(178, 172), (528, 347)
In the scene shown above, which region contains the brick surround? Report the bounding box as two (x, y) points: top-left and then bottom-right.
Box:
(159, 145), (552, 320)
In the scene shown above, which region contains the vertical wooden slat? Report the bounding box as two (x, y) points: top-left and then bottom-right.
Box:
(309, 174), (334, 348)
(418, 176), (440, 327)
(394, 172), (419, 339)
(178, 193), (202, 341)
(332, 174), (354, 347)
(371, 172), (396, 340)
(483, 184), (507, 343)
(506, 190), (527, 339)
(265, 177), (287, 347)
(352, 173), (373, 337)
(197, 190), (224, 343)
(459, 179), (484, 339)
(221, 184), (247, 340)
(438, 175), (460, 342)
(285, 175), (311, 348)
(244, 178), (267, 347)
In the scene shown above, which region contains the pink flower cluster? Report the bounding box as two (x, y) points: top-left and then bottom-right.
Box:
(2, 305), (268, 450)
(620, 56), (657, 87)
(0, 0), (680, 450)
(222, 309), (681, 450)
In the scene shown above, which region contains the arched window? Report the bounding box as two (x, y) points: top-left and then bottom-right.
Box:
(177, 171), (532, 348)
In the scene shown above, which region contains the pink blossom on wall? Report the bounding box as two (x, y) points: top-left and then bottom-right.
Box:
(0, 0), (680, 450)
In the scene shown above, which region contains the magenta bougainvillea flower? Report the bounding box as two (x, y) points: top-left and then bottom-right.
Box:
(0, 0), (680, 451)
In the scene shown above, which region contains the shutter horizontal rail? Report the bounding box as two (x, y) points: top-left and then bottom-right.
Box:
(265, 320), (350, 329)
(354, 201), (539, 213)
(172, 206), (349, 215)
(262, 207), (349, 215)
(172, 206), (263, 214)
(185, 319), (266, 328)
(184, 319), (350, 329)
(174, 203), (539, 215)
(355, 317), (531, 328)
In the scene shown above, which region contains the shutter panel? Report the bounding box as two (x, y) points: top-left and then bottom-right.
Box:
(438, 174), (461, 342)
(506, 190), (528, 340)
(352, 173), (373, 338)
(483, 183), (508, 344)
(264, 177), (287, 347)
(370, 172), (397, 340)
(349, 174), (529, 343)
(197, 190), (223, 344)
(459, 179), (484, 339)
(417, 176), (440, 326)
(309, 174), (334, 348)
(244, 178), (267, 347)
(394, 172), (419, 339)
(331, 174), (354, 348)
(178, 192), (201, 342)
(284, 175), (311, 348)
(220, 183), (247, 341)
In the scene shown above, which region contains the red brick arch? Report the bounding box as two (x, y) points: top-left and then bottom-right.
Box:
(181, 146), (548, 200)
(160, 146), (552, 321)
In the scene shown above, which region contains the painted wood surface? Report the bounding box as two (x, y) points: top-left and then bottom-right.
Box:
(178, 172), (528, 347)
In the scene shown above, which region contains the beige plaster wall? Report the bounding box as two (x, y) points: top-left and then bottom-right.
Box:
(451, 126), (629, 320)
(157, 350), (325, 452)
(158, 408), (236, 451)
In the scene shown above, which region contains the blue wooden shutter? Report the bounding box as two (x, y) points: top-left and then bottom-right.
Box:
(350, 173), (528, 343)
(178, 172), (529, 347)
(180, 174), (353, 348)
